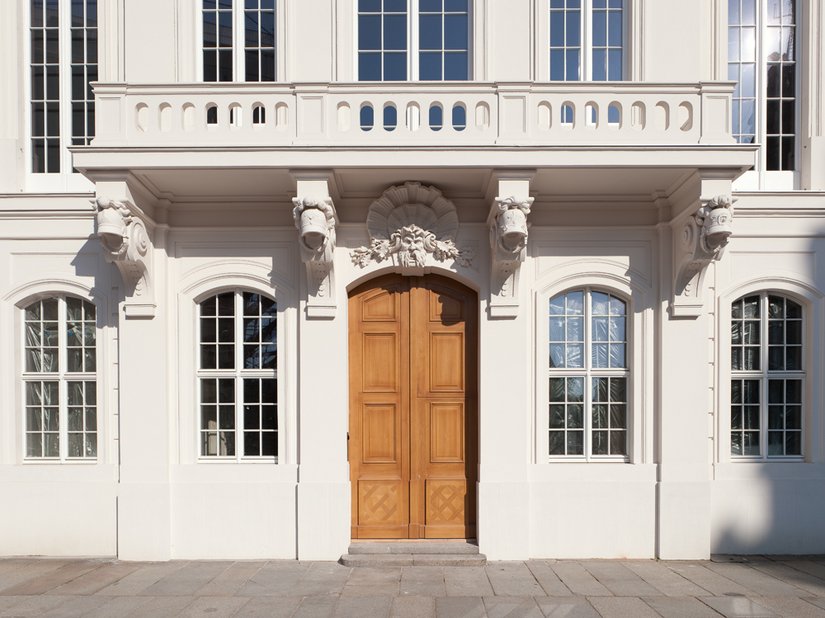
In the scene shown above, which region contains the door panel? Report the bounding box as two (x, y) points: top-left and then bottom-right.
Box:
(349, 275), (476, 539)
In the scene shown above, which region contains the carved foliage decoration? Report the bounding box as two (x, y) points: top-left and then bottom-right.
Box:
(95, 197), (151, 295)
(351, 182), (472, 269)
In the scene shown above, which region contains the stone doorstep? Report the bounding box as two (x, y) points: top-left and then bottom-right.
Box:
(348, 541), (480, 555)
(339, 553), (487, 567)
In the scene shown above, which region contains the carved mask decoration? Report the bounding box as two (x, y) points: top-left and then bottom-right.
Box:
(497, 207), (528, 252)
(299, 207), (329, 251)
(96, 206), (128, 254)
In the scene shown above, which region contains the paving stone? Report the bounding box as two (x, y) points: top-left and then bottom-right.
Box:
(49, 563), (141, 595)
(750, 562), (825, 597)
(0, 561), (71, 594)
(435, 596), (486, 618)
(391, 595), (436, 618)
(293, 594), (338, 618)
(700, 596), (779, 617)
(233, 596), (302, 617)
(485, 562), (544, 596)
(705, 562), (808, 597)
(0, 594), (78, 617)
(550, 562), (612, 596)
(1, 562), (100, 596)
(39, 595), (111, 617)
(192, 561), (265, 596)
(237, 563), (321, 596)
(334, 595), (392, 617)
(525, 561), (572, 597)
(483, 595), (544, 617)
(177, 595), (250, 617)
(81, 596), (154, 618)
(95, 562), (188, 596)
(443, 566), (494, 596)
(347, 566), (402, 585)
(751, 597), (825, 617)
(399, 566), (445, 596)
(588, 596), (662, 618)
(340, 583), (400, 596)
(128, 595), (197, 617)
(641, 596), (723, 617)
(142, 561), (231, 596)
(580, 561), (662, 597)
(778, 561), (825, 582)
(624, 561), (711, 597)
(665, 563), (752, 597)
(534, 597), (601, 618)
(808, 597), (825, 611)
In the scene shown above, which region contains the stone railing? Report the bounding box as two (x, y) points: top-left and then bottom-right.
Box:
(92, 81), (735, 148)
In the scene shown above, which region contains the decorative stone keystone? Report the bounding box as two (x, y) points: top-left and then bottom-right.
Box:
(488, 194), (533, 318)
(292, 195), (338, 318)
(351, 182), (472, 274)
(95, 196), (155, 317)
(671, 194), (735, 318)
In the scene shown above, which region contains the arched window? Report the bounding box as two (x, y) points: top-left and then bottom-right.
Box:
(730, 293), (803, 458)
(197, 290), (277, 460)
(548, 289), (628, 459)
(23, 296), (97, 460)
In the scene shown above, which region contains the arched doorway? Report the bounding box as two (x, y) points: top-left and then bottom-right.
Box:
(348, 274), (478, 539)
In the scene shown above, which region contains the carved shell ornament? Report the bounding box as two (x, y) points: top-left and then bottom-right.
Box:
(351, 182), (472, 269)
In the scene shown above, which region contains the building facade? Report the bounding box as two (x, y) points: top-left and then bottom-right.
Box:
(1, 0), (824, 561)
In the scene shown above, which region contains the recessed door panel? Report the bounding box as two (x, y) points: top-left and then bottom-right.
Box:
(349, 275), (476, 539)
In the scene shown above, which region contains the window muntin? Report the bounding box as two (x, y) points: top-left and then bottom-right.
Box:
(197, 291), (278, 460)
(202, 0), (276, 82)
(357, 0), (471, 81)
(548, 289), (628, 459)
(549, 0), (624, 82)
(23, 297), (97, 460)
(30, 0), (98, 174)
(731, 294), (803, 458)
(728, 0), (796, 171)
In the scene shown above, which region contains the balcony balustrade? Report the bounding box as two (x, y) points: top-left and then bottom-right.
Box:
(91, 81), (736, 150)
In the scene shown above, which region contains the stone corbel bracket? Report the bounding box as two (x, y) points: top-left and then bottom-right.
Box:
(671, 194), (735, 318)
(488, 196), (533, 318)
(95, 197), (155, 318)
(293, 196), (338, 318)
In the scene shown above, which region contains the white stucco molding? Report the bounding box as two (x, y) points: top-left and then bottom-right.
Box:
(94, 195), (155, 318)
(671, 194), (735, 318)
(292, 193), (338, 319)
(350, 182), (473, 275)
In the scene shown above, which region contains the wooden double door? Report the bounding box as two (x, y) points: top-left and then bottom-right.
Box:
(349, 275), (477, 539)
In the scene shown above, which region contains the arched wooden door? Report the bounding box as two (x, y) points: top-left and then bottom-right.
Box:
(348, 274), (477, 539)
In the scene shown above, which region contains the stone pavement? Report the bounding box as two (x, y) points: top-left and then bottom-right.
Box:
(2, 556), (825, 617)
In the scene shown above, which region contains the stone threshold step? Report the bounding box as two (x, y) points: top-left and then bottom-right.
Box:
(348, 541), (479, 555)
(340, 553), (487, 567)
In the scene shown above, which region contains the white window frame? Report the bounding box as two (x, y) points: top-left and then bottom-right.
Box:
(196, 0), (286, 82)
(23, 0), (96, 192)
(19, 295), (99, 463)
(730, 0), (801, 191)
(195, 289), (280, 463)
(353, 0), (474, 81)
(729, 291), (805, 461)
(544, 287), (631, 462)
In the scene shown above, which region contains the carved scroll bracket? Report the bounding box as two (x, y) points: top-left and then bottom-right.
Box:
(671, 194), (735, 318)
(488, 192), (533, 318)
(95, 196), (155, 318)
(293, 194), (338, 318)
(350, 182), (473, 275)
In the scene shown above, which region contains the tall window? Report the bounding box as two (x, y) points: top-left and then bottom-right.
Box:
(197, 291), (278, 460)
(730, 294), (803, 458)
(548, 289), (628, 459)
(357, 0), (471, 81)
(549, 0), (624, 81)
(728, 0), (797, 171)
(23, 297), (97, 460)
(202, 0), (276, 82)
(30, 0), (98, 173)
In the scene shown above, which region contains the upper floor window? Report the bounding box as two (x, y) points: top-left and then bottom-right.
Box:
(202, 0), (276, 82)
(30, 0), (98, 173)
(197, 291), (278, 460)
(728, 0), (796, 171)
(549, 0), (625, 81)
(357, 0), (471, 81)
(730, 293), (803, 458)
(548, 289), (628, 459)
(23, 296), (97, 460)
